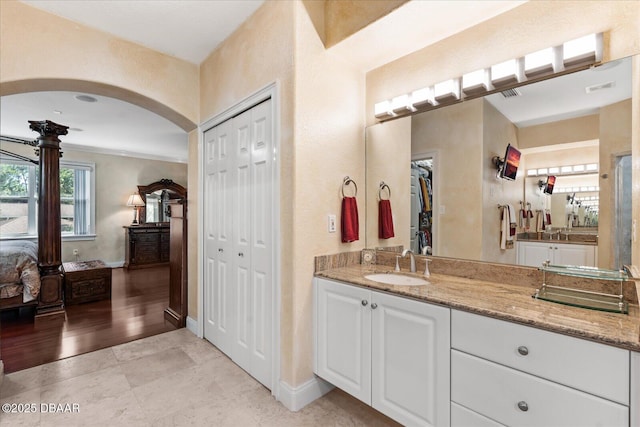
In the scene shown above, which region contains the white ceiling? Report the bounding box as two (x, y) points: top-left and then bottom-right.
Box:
(10, 0), (593, 163)
(20, 0), (266, 65)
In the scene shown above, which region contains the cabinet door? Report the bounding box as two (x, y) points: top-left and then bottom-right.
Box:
(554, 243), (595, 267)
(371, 291), (450, 427)
(315, 279), (371, 404)
(517, 242), (552, 267)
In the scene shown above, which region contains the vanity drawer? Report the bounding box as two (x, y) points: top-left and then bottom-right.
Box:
(451, 309), (629, 404)
(452, 402), (505, 427)
(451, 350), (628, 427)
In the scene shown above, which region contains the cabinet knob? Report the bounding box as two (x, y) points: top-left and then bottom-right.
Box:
(238, 252), (244, 257)
(554, 247), (558, 250)
(549, 246), (553, 250)
(517, 401), (529, 412)
(371, 303), (378, 309)
(517, 346), (529, 356)
(218, 248), (223, 253)
(361, 300), (368, 306)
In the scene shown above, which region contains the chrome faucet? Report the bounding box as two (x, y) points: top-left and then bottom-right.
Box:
(401, 249), (416, 273)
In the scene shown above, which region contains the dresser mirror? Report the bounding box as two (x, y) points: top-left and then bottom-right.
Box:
(365, 55), (634, 269)
(137, 179), (187, 225)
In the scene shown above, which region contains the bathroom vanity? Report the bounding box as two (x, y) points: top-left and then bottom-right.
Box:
(516, 239), (597, 267)
(313, 253), (640, 427)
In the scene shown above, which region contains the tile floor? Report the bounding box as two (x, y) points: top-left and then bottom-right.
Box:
(0, 329), (399, 426)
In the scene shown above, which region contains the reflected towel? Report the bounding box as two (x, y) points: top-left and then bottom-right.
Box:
(545, 210), (552, 225)
(341, 197), (359, 243)
(379, 200), (395, 239)
(500, 206), (514, 250)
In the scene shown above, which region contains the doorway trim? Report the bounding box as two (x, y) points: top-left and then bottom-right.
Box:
(197, 81), (281, 398)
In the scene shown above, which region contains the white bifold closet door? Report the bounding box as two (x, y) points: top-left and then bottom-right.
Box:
(204, 99), (273, 390)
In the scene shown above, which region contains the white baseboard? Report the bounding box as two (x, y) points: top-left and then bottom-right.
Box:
(278, 376), (334, 412)
(104, 260), (124, 268)
(186, 316), (198, 335)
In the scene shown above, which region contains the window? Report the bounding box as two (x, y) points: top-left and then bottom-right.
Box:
(0, 159), (95, 240)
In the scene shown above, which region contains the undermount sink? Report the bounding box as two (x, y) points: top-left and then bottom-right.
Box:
(364, 273), (429, 286)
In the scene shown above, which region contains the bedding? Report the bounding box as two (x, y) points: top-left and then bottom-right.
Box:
(0, 240), (40, 303)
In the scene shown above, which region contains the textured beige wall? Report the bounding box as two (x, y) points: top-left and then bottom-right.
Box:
(411, 99), (483, 259)
(482, 101), (520, 265)
(324, 0), (408, 47)
(365, 118), (411, 250)
(366, 1), (640, 126)
(3, 143), (187, 265)
(599, 99), (633, 269)
(187, 130), (199, 319)
(518, 115), (600, 149)
(291, 2), (366, 384)
(0, 0), (198, 131)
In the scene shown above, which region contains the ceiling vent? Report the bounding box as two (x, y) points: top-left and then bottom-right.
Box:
(500, 88), (522, 98)
(585, 81), (615, 93)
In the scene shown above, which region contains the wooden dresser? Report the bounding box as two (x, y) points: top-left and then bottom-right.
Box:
(123, 224), (170, 269)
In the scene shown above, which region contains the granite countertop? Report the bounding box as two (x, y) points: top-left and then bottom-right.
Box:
(315, 263), (640, 352)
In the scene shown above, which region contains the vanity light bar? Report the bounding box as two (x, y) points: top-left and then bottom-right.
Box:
(374, 33), (603, 122)
(527, 163), (599, 177)
(555, 186), (599, 194)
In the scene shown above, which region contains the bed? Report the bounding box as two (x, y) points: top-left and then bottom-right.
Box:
(0, 240), (41, 309)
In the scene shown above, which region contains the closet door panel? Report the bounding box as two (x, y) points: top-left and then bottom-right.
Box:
(248, 99), (273, 389)
(204, 120), (235, 356)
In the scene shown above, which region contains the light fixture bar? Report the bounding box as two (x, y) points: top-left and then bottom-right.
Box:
(373, 33), (603, 122)
(563, 33), (603, 69)
(433, 79), (460, 104)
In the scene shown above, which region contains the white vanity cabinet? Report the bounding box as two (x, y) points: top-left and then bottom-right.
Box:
(450, 310), (630, 427)
(314, 278), (450, 427)
(516, 240), (597, 267)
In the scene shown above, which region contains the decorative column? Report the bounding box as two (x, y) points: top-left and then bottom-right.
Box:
(29, 120), (67, 318)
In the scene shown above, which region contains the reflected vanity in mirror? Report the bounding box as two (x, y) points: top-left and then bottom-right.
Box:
(366, 55), (634, 270)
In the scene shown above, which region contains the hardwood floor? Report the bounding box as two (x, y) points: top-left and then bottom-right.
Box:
(0, 265), (177, 373)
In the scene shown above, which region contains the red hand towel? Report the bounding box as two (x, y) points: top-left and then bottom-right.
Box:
(378, 199), (395, 239)
(546, 212), (552, 225)
(341, 197), (359, 243)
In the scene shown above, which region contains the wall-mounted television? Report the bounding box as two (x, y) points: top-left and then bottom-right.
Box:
(499, 144), (521, 181)
(544, 175), (556, 194)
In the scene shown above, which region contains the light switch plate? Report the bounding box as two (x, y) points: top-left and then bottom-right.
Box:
(328, 214), (336, 233)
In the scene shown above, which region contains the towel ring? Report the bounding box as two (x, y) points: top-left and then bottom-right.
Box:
(378, 181), (391, 200)
(341, 176), (358, 198)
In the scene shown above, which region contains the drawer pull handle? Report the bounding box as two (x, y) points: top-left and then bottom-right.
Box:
(517, 401), (529, 412)
(517, 346), (529, 356)
(361, 300), (368, 306)
(371, 303), (378, 309)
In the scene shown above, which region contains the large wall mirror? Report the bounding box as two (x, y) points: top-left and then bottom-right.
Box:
(365, 55), (633, 270)
(138, 179), (187, 224)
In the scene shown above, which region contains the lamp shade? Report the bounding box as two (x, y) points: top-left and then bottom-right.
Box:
(127, 194), (145, 207)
